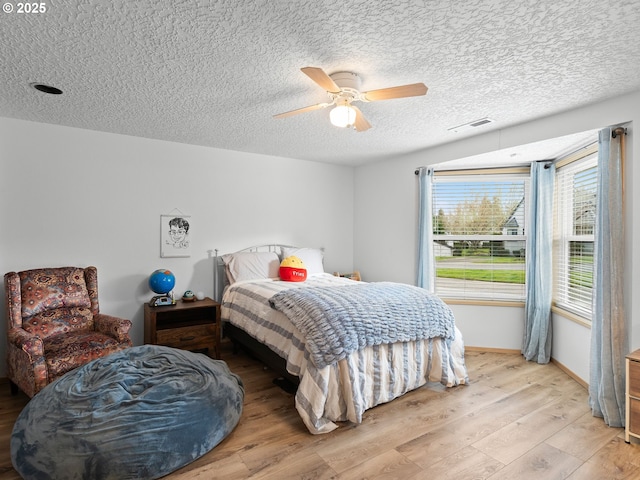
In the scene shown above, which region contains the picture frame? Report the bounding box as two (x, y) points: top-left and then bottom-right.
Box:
(160, 214), (191, 258)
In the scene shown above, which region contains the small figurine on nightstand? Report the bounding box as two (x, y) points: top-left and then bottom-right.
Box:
(182, 290), (196, 302)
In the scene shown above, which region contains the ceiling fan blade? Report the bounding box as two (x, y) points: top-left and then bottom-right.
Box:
(301, 67), (341, 94)
(351, 105), (372, 132)
(273, 102), (330, 119)
(362, 83), (428, 102)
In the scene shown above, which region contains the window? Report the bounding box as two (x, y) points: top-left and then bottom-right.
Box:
(431, 172), (529, 301)
(553, 150), (598, 318)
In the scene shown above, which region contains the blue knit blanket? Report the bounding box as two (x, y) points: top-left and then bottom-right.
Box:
(269, 282), (455, 369)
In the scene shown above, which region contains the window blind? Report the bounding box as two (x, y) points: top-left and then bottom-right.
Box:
(553, 153), (597, 318)
(431, 174), (528, 301)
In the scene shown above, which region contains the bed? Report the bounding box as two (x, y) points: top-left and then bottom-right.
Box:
(215, 244), (468, 434)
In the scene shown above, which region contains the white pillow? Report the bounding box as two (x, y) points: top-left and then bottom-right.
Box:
(281, 247), (324, 275)
(221, 251), (280, 284)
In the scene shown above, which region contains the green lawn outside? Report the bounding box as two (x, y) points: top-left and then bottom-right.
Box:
(435, 256), (524, 264)
(435, 257), (592, 286)
(484, 257), (525, 264)
(436, 268), (525, 284)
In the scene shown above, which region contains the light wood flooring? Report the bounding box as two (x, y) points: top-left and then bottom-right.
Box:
(2, 341), (640, 479)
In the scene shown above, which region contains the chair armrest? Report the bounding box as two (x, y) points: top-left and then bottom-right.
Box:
(94, 314), (133, 343)
(7, 328), (44, 359)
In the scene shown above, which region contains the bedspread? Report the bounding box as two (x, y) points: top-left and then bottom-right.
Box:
(269, 282), (456, 369)
(222, 274), (468, 434)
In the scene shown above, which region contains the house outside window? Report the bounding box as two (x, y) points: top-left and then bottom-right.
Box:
(431, 173), (528, 301)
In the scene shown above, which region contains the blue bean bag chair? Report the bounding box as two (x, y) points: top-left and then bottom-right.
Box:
(11, 345), (244, 480)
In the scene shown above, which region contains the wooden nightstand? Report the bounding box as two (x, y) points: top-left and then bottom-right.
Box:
(626, 349), (640, 442)
(144, 297), (220, 359)
(333, 271), (361, 281)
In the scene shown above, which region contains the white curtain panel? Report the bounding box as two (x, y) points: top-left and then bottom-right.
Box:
(522, 161), (555, 364)
(589, 126), (627, 427)
(417, 167), (435, 292)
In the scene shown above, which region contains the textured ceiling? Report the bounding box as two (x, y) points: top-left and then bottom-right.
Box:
(1, 0), (639, 166)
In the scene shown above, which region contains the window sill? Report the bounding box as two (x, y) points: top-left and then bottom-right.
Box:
(441, 298), (525, 307)
(551, 305), (592, 328)
(439, 299), (592, 328)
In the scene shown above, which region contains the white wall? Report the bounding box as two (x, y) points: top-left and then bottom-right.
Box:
(0, 118), (355, 377)
(449, 304), (525, 352)
(3, 90), (638, 385)
(354, 90), (638, 384)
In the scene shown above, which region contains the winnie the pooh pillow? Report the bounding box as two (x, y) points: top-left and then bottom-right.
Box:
(279, 256), (307, 282)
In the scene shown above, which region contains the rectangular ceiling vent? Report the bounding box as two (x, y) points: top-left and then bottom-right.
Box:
(448, 117), (494, 133)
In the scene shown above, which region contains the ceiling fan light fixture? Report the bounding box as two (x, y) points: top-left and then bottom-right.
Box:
(330, 104), (356, 128)
(273, 66), (426, 132)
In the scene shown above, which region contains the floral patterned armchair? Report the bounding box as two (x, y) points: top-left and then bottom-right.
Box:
(5, 266), (133, 397)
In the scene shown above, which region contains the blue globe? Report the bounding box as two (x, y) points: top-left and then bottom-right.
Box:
(148, 269), (175, 294)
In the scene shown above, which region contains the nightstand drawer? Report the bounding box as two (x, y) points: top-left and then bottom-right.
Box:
(626, 349), (640, 443)
(629, 360), (640, 398)
(156, 324), (215, 350)
(144, 297), (220, 358)
(630, 398), (640, 434)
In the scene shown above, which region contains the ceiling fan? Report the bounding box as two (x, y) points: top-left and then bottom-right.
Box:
(273, 67), (428, 132)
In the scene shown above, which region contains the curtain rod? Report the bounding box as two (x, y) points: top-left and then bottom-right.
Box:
(612, 127), (627, 138)
(415, 165), (530, 176)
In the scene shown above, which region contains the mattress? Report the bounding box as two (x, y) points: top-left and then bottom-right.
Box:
(222, 273), (468, 434)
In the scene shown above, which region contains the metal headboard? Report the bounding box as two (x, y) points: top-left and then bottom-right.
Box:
(213, 244), (299, 302)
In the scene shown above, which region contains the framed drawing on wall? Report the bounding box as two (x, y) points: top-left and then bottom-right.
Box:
(160, 214), (191, 257)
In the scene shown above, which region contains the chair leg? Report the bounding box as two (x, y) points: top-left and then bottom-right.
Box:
(9, 380), (19, 396)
